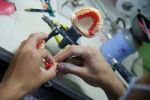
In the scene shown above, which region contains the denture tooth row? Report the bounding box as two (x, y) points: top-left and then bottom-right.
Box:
(85, 9), (90, 13)
(75, 9), (90, 16)
(96, 23), (100, 29)
(75, 12), (81, 16)
(72, 7), (103, 37)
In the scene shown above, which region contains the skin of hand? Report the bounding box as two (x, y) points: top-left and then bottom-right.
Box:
(54, 45), (125, 100)
(0, 33), (57, 100)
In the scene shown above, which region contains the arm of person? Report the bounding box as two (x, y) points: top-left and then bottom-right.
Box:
(0, 33), (58, 100)
(54, 45), (125, 100)
(0, 82), (25, 100)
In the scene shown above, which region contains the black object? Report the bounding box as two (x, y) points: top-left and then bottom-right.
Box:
(131, 10), (150, 42)
(42, 15), (81, 48)
(32, 85), (74, 100)
(111, 59), (134, 83)
(25, 8), (53, 13)
(0, 47), (13, 81)
(0, 59), (9, 81)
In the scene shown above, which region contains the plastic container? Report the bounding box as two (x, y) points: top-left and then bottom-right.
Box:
(100, 29), (141, 63)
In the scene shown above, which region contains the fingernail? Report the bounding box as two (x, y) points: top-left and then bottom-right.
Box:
(57, 63), (65, 73)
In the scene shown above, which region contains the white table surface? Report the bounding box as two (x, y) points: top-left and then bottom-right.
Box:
(0, 0), (108, 100)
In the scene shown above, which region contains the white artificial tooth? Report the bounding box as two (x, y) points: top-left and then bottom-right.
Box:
(80, 11), (84, 15)
(97, 21), (100, 24)
(81, 11), (85, 15)
(95, 26), (100, 32)
(96, 23), (100, 26)
(85, 10), (89, 13)
(96, 24), (100, 29)
(75, 12), (79, 16)
(77, 11), (81, 15)
(85, 10), (89, 14)
(95, 26), (99, 30)
(88, 9), (91, 12)
(84, 11), (86, 14)
(76, 12), (81, 16)
(82, 11), (85, 15)
(98, 13), (101, 17)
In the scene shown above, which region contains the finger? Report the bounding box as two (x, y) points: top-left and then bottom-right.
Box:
(38, 49), (55, 64)
(19, 40), (27, 50)
(54, 45), (91, 62)
(41, 63), (58, 81)
(15, 40), (27, 54)
(66, 57), (83, 66)
(26, 33), (48, 48)
(57, 63), (85, 78)
(53, 47), (66, 59)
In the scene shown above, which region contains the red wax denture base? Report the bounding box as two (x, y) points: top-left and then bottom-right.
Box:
(45, 62), (54, 70)
(77, 11), (100, 36)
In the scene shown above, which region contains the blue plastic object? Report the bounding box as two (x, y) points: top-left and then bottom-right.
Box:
(101, 30), (137, 63)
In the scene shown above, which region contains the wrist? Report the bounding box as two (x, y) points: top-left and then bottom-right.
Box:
(97, 70), (125, 100)
(0, 81), (26, 100)
(102, 79), (125, 100)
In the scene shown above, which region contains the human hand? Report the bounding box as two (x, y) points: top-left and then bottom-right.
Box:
(0, 33), (57, 100)
(54, 45), (125, 100)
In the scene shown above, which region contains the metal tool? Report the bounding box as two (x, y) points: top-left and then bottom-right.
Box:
(42, 15), (79, 48)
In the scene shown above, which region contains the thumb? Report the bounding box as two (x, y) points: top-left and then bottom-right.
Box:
(57, 63), (84, 77)
(41, 64), (58, 81)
